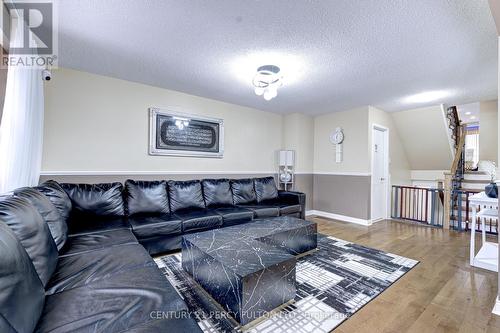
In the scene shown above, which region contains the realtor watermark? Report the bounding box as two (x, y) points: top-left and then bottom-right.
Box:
(149, 310), (347, 321)
(0, 0), (58, 68)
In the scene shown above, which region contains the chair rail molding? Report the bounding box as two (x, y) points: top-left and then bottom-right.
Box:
(39, 170), (278, 176)
(42, 170), (372, 176)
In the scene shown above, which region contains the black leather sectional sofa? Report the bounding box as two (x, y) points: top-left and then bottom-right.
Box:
(0, 176), (305, 333)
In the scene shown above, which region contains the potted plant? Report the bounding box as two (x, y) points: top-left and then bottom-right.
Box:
(484, 162), (498, 198)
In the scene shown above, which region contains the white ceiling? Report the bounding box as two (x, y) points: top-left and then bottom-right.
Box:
(54, 0), (498, 115)
(457, 102), (480, 124)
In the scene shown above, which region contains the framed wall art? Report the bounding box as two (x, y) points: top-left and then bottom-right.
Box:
(149, 107), (224, 158)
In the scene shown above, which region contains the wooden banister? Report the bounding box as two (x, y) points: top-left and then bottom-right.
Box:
(443, 124), (466, 230)
(450, 125), (467, 176)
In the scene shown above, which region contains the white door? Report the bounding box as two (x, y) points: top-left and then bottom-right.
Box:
(372, 126), (388, 221)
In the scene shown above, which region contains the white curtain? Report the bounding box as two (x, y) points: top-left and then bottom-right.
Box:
(0, 10), (44, 193)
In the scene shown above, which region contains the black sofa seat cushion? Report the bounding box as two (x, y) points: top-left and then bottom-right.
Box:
(35, 180), (72, 220)
(276, 204), (302, 215)
(231, 178), (257, 205)
(254, 176), (279, 203)
(236, 204), (280, 218)
(138, 234), (185, 255)
(35, 267), (189, 333)
(0, 197), (58, 287)
(128, 214), (182, 239)
(66, 215), (130, 236)
(124, 180), (170, 215)
(202, 179), (233, 207)
(60, 229), (138, 257)
(211, 207), (254, 226)
(168, 180), (205, 212)
(176, 209), (223, 233)
(61, 182), (125, 216)
(14, 187), (68, 251)
(0, 222), (45, 333)
(46, 244), (155, 295)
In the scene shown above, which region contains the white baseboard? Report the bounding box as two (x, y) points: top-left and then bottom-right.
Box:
(493, 297), (500, 316)
(306, 210), (372, 226)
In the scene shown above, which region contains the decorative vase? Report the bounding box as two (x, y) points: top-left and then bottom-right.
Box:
(485, 182), (498, 198)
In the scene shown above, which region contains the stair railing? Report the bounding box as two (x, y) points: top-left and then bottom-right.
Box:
(445, 106), (461, 151)
(443, 124), (466, 229)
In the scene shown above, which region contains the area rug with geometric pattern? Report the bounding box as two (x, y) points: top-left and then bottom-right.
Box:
(154, 235), (418, 333)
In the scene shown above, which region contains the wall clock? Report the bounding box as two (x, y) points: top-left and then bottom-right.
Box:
(329, 127), (344, 163)
(330, 127), (344, 145)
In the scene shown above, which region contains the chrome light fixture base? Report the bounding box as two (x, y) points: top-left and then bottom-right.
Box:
(253, 65), (282, 101)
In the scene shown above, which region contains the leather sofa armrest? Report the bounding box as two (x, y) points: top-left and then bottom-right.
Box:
(278, 190), (306, 219)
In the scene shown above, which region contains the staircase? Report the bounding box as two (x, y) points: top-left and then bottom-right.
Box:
(449, 171), (490, 231)
(444, 109), (498, 233)
(461, 171), (491, 192)
(391, 105), (497, 233)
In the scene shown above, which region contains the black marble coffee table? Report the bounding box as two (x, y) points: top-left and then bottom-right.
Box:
(182, 216), (317, 325)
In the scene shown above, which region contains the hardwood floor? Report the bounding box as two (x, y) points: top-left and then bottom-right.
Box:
(310, 216), (500, 333)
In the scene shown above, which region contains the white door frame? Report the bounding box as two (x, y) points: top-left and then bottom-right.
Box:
(370, 124), (390, 221)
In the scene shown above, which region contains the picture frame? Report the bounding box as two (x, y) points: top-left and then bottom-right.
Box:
(149, 107), (224, 158)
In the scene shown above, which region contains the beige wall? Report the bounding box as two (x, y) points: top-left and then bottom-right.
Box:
(368, 106), (412, 186)
(313, 107), (370, 173)
(479, 100), (498, 163)
(282, 113), (314, 173)
(281, 113), (314, 209)
(42, 68), (283, 174)
(391, 105), (453, 170)
(311, 106), (371, 220)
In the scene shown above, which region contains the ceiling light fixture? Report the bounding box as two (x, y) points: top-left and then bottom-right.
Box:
(403, 90), (450, 104)
(470, 116), (476, 120)
(253, 65), (282, 101)
(465, 111), (472, 115)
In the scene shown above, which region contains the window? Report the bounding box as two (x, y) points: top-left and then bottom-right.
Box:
(464, 124), (479, 170)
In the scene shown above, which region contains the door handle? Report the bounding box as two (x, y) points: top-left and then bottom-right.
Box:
(380, 178), (385, 181)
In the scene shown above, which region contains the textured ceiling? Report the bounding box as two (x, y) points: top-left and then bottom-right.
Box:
(457, 102), (480, 124)
(54, 0), (498, 114)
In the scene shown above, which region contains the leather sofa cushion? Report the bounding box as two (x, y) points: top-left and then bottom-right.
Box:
(202, 179), (233, 207)
(231, 178), (257, 204)
(138, 235), (184, 255)
(168, 180), (205, 212)
(0, 314), (15, 333)
(46, 244), (155, 295)
(278, 204), (302, 215)
(124, 180), (170, 215)
(61, 229), (138, 257)
(237, 204), (280, 218)
(212, 207), (254, 226)
(128, 214), (182, 239)
(36, 266), (189, 333)
(66, 215), (130, 236)
(176, 209), (223, 233)
(254, 177), (279, 202)
(0, 222), (45, 333)
(61, 182), (125, 216)
(0, 197), (58, 287)
(14, 187), (68, 251)
(35, 180), (72, 220)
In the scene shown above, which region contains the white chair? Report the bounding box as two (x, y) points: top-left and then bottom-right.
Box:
(469, 192), (498, 272)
